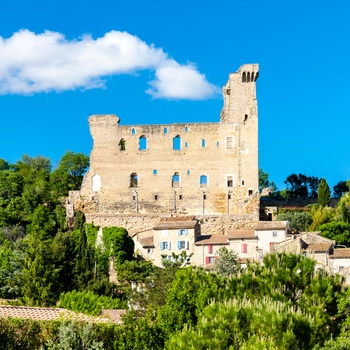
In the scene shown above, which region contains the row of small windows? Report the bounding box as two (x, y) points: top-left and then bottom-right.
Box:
(132, 126), (189, 135)
(130, 173), (241, 188)
(160, 241), (190, 251)
(132, 190), (253, 202)
(119, 136), (241, 151)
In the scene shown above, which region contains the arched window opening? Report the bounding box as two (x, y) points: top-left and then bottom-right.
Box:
(164, 127), (168, 134)
(139, 136), (147, 150)
(247, 72), (251, 82)
(119, 138), (126, 151)
(185, 126), (189, 132)
(251, 72), (255, 81)
(173, 135), (181, 150)
(200, 175), (208, 187)
(130, 173), (138, 187)
(131, 128), (136, 135)
(172, 172), (180, 188)
(242, 72), (246, 82)
(227, 176), (233, 187)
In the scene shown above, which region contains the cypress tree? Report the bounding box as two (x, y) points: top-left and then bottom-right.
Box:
(318, 178), (331, 207)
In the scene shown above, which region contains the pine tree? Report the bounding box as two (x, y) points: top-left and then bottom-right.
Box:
(318, 178), (331, 207)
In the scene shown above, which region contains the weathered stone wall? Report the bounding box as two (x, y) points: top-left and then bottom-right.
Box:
(82, 212), (257, 236)
(78, 64), (260, 234)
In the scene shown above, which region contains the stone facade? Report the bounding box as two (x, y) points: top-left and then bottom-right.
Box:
(133, 219), (290, 268)
(77, 64), (259, 234)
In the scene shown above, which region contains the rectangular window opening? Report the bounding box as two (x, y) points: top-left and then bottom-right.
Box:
(226, 137), (233, 149)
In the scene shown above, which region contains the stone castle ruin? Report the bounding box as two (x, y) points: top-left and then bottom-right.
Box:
(76, 64), (260, 236)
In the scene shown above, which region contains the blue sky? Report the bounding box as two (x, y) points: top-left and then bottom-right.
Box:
(0, 0), (349, 190)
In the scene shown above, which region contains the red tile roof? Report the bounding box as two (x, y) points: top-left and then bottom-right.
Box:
(195, 235), (228, 245)
(228, 230), (256, 239)
(330, 248), (350, 259)
(255, 221), (288, 230)
(139, 236), (154, 248)
(0, 305), (112, 323)
(306, 242), (333, 252)
(154, 221), (197, 230)
(100, 309), (126, 324)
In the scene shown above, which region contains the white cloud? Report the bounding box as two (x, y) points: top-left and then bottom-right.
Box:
(0, 29), (219, 99)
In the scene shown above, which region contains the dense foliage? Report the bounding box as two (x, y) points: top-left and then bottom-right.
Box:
(1, 159), (350, 348)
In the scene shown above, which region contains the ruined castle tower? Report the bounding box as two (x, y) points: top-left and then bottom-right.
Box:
(78, 64), (259, 234)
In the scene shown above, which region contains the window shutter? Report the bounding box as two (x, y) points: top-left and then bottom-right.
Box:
(186, 241), (189, 250)
(205, 256), (210, 264)
(184, 229), (188, 236)
(168, 242), (171, 250)
(160, 242), (164, 251)
(178, 229), (181, 236)
(270, 242), (274, 251)
(241, 244), (247, 253)
(178, 241), (181, 250)
(208, 244), (213, 254)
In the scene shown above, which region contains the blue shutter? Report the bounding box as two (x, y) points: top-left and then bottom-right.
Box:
(160, 242), (164, 251)
(168, 242), (171, 250)
(184, 229), (188, 236)
(178, 241), (181, 250)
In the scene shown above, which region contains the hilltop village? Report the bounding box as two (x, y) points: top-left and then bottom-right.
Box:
(1, 65), (350, 348)
(68, 64), (350, 281)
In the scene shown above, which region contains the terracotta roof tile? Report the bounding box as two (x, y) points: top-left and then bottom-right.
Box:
(100, 309), (126, 324)
(330, 248), (350, 259)
(154, 221), (197, 230)
(306, 242), (333, 252)
(255, 221), (288, 230)
(195, 235), (228, 245)
(139, 236), (154, 248)
(0, 306), (112, 323)
(228, 230), (256, 239)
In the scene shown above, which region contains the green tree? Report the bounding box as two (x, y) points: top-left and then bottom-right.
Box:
(318, 221), (350, 246)
(117, 259), (155, 283)
(276, 211), (312, 233)
(259, 168), (277, 193)
(73, 224), (95, 291)
(284, 174), (320, 198)
(212, 246), (241, 277)
(161, 251), (192, 269)
(102, 227), (134, 265)
(318, 178), (331, 207)
(158, 267), (225, 334)
(46, 321), (104, 350)
(333, 180), (349, 198)
(51, 151), (89, 193)
(59, 290), (125, 316)
(21, 235), (59, 306)
(166, 298), (316, 350)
